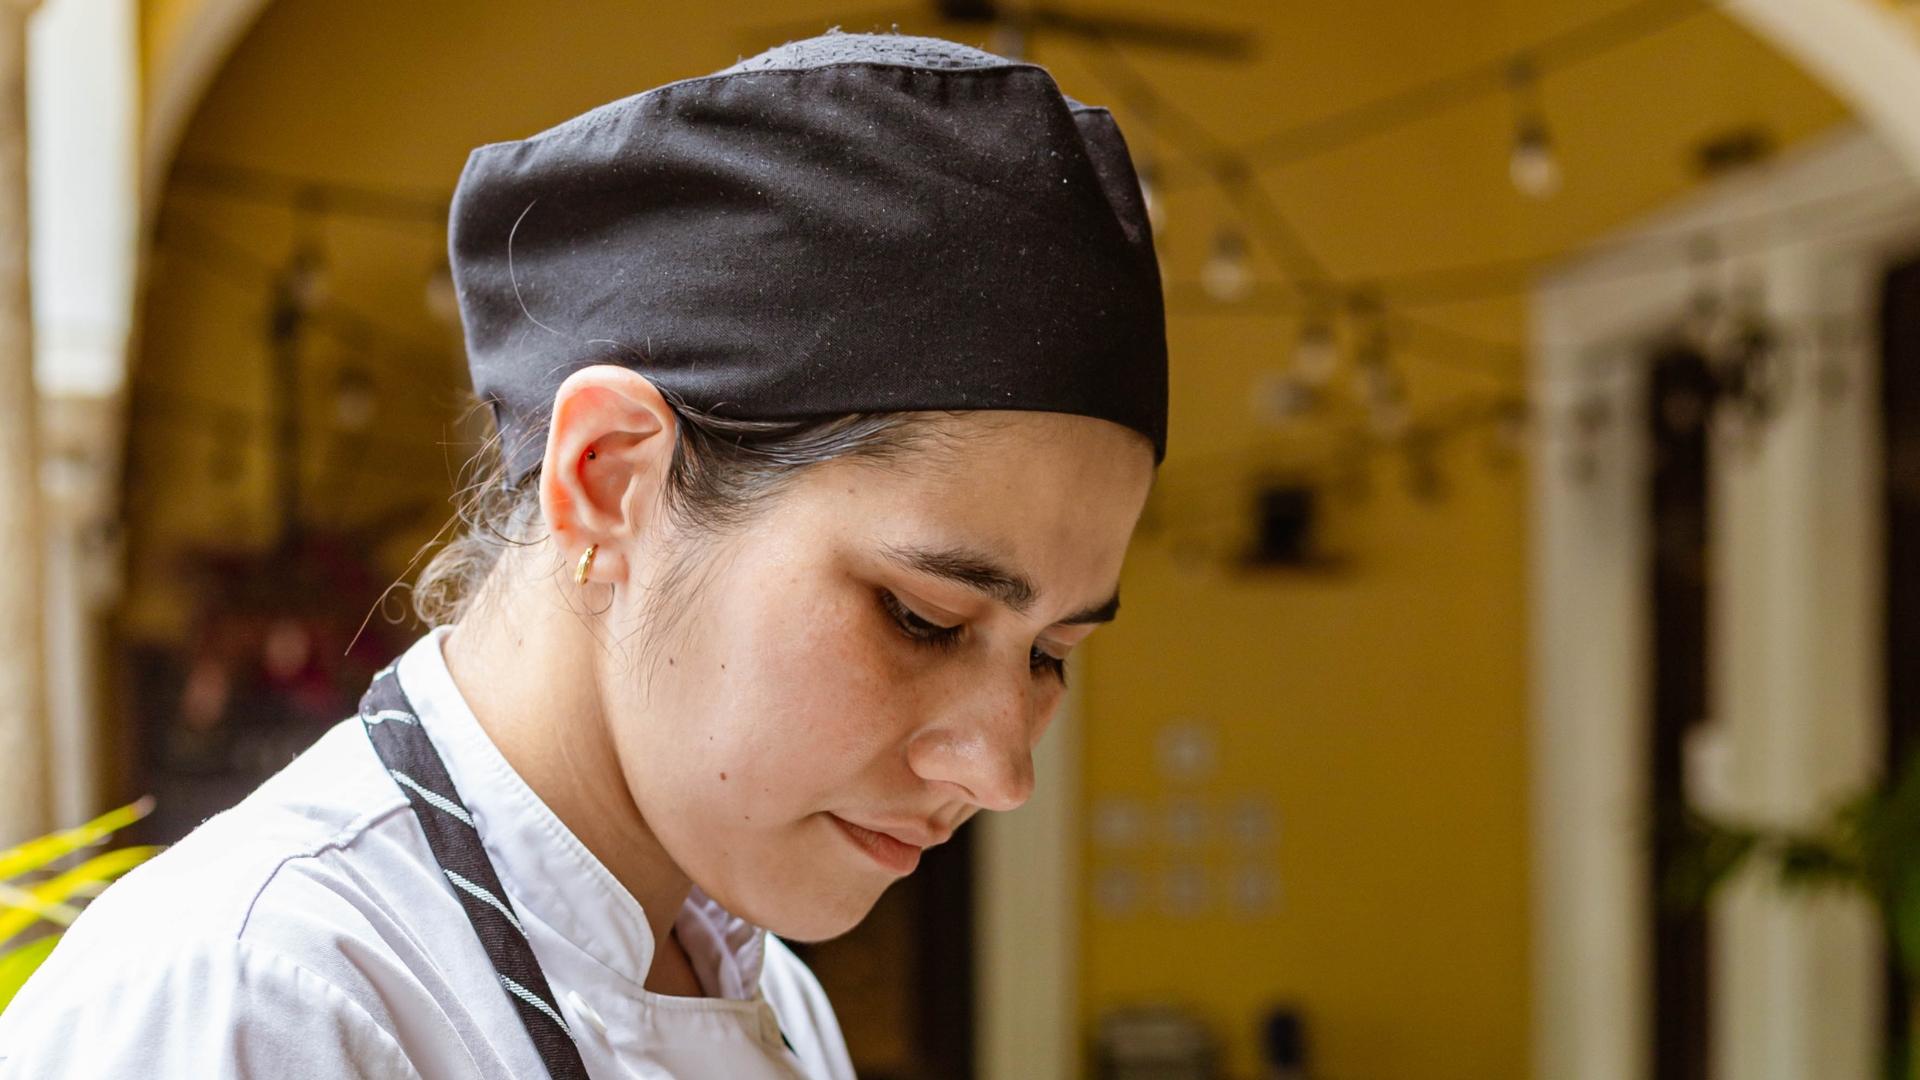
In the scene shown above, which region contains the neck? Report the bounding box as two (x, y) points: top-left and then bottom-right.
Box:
(439, 559), (693, 985)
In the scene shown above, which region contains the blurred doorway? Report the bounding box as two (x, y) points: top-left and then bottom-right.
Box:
(791, 822), (976, 1080)
(1878, 255), (1920, 1076)
(1647, 342), (1716, 1080)
(1533, 126), (1897, 1080)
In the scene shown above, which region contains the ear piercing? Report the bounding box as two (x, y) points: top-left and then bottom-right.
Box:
(572, 450), (599, 585)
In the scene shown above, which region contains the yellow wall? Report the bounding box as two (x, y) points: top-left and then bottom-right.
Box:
(132, 0), (1849, 1076)
(141, 0), (207, 95)
(1039, 5), (1846, 1077)
(1080, 351), (1532, 1078)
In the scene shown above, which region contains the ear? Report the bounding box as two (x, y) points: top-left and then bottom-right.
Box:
(538, 365), (678, 587)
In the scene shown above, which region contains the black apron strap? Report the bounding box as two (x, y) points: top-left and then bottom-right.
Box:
(359, 667), (591, 1080)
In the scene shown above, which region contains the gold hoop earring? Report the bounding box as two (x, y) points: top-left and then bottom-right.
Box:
(573, 544), (598, 586)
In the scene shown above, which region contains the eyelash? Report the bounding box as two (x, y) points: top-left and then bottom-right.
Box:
(1031, 649), (1067, 684)
(879, 590), (962, 650)
(878, 590), (1068, 684)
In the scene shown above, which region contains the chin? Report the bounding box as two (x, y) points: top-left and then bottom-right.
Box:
(719, 866), (894, 944)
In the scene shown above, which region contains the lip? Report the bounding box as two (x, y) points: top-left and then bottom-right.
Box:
(828, 814), (925, 876)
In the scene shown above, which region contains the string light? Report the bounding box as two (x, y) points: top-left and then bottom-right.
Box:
(332, 366), (377, 432)
(1202, 227), (1254, 303)
(1352, 302), (1409, 438)
(277, 246), (330, 316)
(1253, 306), (1338, 428)
(1227, 0), (1702, 174)
(1506, 60), (1562, 200)
(167, 2), (1731, 532)
(1363, 372), (1410, 439)
(1292, 312), (1340, 386)
(1510, 121), (1562, 199)
(1251, 370), (1317, 427)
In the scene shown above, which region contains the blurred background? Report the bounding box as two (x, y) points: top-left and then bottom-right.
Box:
(13, 0), (1920, 1077)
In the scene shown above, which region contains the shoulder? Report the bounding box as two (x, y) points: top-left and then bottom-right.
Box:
(761, 936), (856, 1080)
(83, 718), (410, 948)
(0, 904), (419, 1079)
(0, 720), (435, 1078)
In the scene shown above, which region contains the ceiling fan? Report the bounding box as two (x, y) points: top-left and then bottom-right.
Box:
(740, 0), (1255, 61)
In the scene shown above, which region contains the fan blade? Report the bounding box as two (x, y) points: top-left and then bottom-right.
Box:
(936, 0), (1000, 21)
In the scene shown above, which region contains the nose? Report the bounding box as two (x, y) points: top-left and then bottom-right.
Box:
(906, 668), (1039, 813)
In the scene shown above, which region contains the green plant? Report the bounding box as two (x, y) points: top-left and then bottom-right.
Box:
(1669, 749), (1920, 1080)
(0, 798), (161, 1013)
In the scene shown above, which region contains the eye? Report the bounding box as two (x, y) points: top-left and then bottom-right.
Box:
(879, 590), (963, 650)
(1030, 643), (1067, 683)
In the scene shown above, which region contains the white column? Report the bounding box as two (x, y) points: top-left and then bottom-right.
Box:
(0, 0), (43, 848)
(27, 0), (137, 826)
(1529, 310), (1653, 1080)
(1709, 237), (1881, 1080)
(1531, 129), (1906, 1080)
(976, 660), (1082, 1080)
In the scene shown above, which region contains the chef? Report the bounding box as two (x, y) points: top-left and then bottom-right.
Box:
(0, 30), (1166, 1080)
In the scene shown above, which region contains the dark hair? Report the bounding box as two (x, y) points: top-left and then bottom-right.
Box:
(411, 403), (943, 626)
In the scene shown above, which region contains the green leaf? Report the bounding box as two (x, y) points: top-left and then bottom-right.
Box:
(0, 846), (162, 943)
(0, 935), (59, 1014)
(0, 883), (80, 927)
(1866, 751), (1920, 886)
(1663, 814), (1761, 911)
(0, 798), (153, 883)
(1775, 836), (1865, 891)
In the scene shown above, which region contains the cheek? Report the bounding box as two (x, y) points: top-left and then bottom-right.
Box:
(617, 572), (922, 935)
(724, 587), (913, 795)
(638, 574), (917, 829)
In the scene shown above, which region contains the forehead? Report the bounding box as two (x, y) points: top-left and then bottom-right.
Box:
(890, 410), (1156, 481)
(792, 412), (1154, 590)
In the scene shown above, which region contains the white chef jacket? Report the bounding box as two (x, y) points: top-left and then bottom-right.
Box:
(0, 629), (855, 1080)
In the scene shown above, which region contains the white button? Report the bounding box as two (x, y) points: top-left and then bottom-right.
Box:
(566, 990), (608, 1036)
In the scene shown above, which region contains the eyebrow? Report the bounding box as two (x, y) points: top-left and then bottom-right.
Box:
(879, 543), (1121, 625)
(1060, 593), (1122, 625)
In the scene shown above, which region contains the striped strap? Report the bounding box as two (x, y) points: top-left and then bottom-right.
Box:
(359, 669), (591, 1080)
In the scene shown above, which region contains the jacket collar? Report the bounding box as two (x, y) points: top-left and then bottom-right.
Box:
(395, 628), (768, 998)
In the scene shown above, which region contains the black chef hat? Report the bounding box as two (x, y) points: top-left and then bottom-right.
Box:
(449, 32), (1168, 479)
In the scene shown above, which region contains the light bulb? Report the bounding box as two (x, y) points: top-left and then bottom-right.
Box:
(1293, 320), (1339, 386)
(1202, 229), (1253, 303)
(1251, 370), (1316, 427)
(1359, 361), (1409, 439)
(283, 250), (330, 312)
(333, 367), (377, 432)
(1510, 123), (1562, 199)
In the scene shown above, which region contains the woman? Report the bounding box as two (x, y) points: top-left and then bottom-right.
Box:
(0, 31), (1165, 1080)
